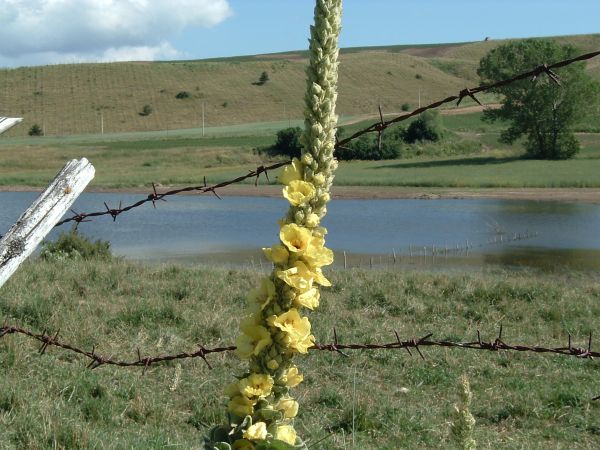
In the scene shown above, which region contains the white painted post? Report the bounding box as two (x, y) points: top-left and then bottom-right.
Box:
(0, 158), (95, 289)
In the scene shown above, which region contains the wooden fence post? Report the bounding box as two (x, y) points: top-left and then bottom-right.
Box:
(0, 158), (95, 289)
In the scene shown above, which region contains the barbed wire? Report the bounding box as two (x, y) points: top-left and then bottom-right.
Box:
(1, 324), (596, 373)
(51, 49), (600, 229)
(335, 49), (600, 149)
(55, 162), (289, 228)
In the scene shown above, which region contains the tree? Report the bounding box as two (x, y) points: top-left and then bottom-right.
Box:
(139, 104), (153, 116)
(270, 127), (303, 158)
(403, 110), (442, 143)
(28, 124), (43, 136)
(478, 39), (599, 159)
(257, 71), (269, 85)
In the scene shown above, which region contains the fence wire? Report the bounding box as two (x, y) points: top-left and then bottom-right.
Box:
(1, 325), (596, 372)
(51, 49), (600, 229)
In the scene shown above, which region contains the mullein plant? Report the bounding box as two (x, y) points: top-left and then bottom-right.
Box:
(204, 1), (342, 449)
(451, 375), (477, 450)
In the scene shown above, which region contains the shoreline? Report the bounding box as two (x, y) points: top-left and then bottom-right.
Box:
(1, 184), (600, 203)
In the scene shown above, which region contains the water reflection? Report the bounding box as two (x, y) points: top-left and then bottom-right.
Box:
(1, 192), (599, 271)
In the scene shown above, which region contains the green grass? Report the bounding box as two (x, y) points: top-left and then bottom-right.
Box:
(1, 34), (598, 138)
(1, 257), (599, 449)
(1, 109), (600, 189)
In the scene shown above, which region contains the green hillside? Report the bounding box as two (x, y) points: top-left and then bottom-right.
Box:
(0, 34), (599, 137)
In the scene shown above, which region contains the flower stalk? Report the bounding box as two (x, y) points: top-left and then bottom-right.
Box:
(204, 1), (342, 449)
(451, 374), (477, 450)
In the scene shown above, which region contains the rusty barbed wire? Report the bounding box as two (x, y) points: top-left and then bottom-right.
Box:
(1, 324), (596, 372)
(50, 49), (600, 229)
(336, 49), (600, 149)
(55, 162), (288, 228)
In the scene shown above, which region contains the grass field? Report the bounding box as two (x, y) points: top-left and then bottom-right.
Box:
(0, 256), (598, 449)
(0, 34), (599, 137)
(1, 109), (600, 189)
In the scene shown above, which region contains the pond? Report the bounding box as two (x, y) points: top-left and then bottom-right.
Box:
(1, 192), (599, 271)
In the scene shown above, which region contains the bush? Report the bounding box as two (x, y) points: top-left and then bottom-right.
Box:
(139, 104), (153, 116)
(28, 124), (43, 136)
(268, 127), (303, 158)
(256, 71), (269, 86)
(175, 91), (190, 99)
(41, 231), (112, 261)
(401, 103), (411, 112)
(404, 111), (442, 143)
(336, 132), (400, 161)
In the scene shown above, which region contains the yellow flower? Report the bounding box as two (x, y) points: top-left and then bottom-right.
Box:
(228, 395), (254, 417)
(294, 287), (320, 310)
(280, 224), (312, 254)
(248, 278), (276, 310)
(262, 244), (289, 264)
(232, 439), (255, 450)
(235, 320), (273, 359)
(279, 158), (302, 185)
(239, 374), (274, 399)
(267, 359), (279, 370)
(303, 235), (334, 269)
(275, 396), (299, 419)
(283, 366), (304, 387)
(283, 180), (316, 206)
(268, 309), (315, 354)
(313, 267), (331, 287)
(277, 261), (314, 291)
(289, 331), (315, 354)
(275, 425), (297, 445)
(243, 422), (268, 441)
(225, 381), (240, 398)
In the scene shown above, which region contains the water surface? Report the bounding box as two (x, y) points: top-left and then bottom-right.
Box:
(1, 192), (599, 270)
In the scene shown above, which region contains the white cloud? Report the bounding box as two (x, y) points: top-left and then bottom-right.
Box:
(0, 0), (232, 66)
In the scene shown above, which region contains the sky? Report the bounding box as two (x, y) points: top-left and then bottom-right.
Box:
(0, 0), (598, 68)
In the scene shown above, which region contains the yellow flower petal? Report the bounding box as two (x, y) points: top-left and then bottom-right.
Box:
(235, 324), (272, 359)
(239, 374), (274, 399)
(283, 180), (316, 206)
(262, 244), (289, 264)
(294, 287), (320, 310)
(247, 278), (276, 310)
(275, 396), (299, 419)
(228, 395), (255, 417)
(279, 158), (303, 185)
(275, 425), (297, 445)
(280, 224), (312, 254)
(282, 366), (304, 388)
(243, 422), (268, 441)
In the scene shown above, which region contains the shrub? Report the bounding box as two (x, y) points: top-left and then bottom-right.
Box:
(404, 110), (442, 143)
(268, 127), (303, 158)
(415, 73), (423, 80)
(41, 231), (112, 261)
(258, 71), (269, 85)
(139, 104), (153, 116)
(175, 91), (190, 99)
(253, 71), (270, 86)
(401, 103), (411, 112)
(336, 133), (400, 161)
(28, 124), (43, 136)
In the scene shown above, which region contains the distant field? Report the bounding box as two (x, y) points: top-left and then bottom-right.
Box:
(1, 110), (600, 189)
(0, 33), (599, 137)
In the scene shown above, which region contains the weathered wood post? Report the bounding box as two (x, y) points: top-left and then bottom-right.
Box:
(0, 158), (95, 289)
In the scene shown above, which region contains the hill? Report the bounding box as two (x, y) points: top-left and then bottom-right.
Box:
(0, 34), (599, 137)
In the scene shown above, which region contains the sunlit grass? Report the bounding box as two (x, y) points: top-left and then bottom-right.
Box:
(1, 257), (599, 449)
